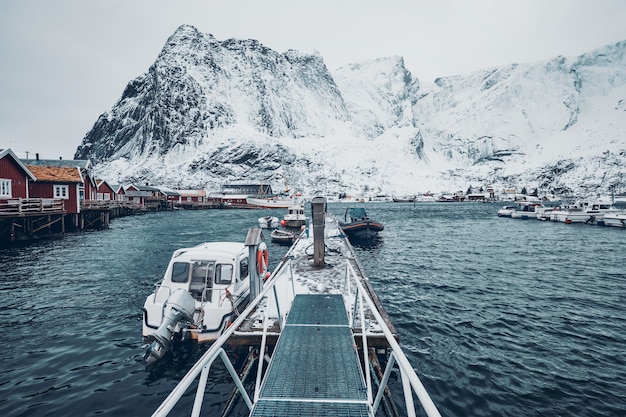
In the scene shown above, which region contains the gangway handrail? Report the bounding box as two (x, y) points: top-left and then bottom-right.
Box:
(346, 260), (442, 417)
(152, 236), (442, 417)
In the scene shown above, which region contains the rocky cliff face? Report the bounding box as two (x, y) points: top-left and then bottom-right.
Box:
(75, 25), (626, 196)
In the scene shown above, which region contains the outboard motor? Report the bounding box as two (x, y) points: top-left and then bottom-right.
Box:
(143, 289), (196, 365)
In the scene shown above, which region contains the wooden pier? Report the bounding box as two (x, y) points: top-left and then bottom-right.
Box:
(0, 198), (145, 245)
(228, 201), (396, 350)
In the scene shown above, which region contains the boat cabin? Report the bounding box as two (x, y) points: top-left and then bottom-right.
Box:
(163, 242), (248, 302)
(143, 242), (251, 331)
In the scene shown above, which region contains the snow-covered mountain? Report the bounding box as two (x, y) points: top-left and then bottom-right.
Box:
(75, 24), (626, 197)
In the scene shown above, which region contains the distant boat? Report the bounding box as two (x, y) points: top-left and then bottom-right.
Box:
(247, 196), (295, 209)
(551, 200), (617, 224)
(340, 207), (384, 241)
(497, 204), (517, 217)
(283, 205), (306, 228)
(392, 197), (415, 203)
(534, 206), (556, 220)
(597, 212), (626, 227)
(510, 201), (544, 219)
(258, 215), (279, 228)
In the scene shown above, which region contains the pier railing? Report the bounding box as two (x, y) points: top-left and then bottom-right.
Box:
(0, 198), (64, 215)
(151, 239), (442, 417)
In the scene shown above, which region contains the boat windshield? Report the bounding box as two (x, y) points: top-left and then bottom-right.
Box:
(347, 207), (367, 221)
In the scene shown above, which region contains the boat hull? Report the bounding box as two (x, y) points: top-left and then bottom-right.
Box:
(598, 213), (626, 227)
(247, 197), (295, 209)
(284, 219), (305, 228)
(271, 229), (296, 245)
(340, 221), (384, 240)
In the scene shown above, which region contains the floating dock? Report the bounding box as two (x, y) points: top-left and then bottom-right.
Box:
(152, 197), (441, 417)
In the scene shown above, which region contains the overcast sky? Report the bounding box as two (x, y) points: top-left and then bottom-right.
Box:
(1, 0), (626, 160)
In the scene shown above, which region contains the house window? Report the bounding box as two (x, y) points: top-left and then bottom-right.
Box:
(54, 185), (69, 199)
(0, 179), (11, 198)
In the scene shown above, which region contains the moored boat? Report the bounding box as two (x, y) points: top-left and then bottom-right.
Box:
(497, 204), (517, 217)
(283, 205), (306, 228)
(534, 206), (555, 220)
(141, 240), (269, 364)
(597, 212), (626, 227)
(392, 196), (415, 202)
(258, 215), (279, 228)
(270, 227), (297, 245)
(247, 196), (295, 209)
(552, 200), (617, 224)
(340, 207), (384, 241)
(510, 201), (544, 219)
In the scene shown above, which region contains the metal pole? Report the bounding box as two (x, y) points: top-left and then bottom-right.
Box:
(311, 197), (326, 267)
(245, 228), (264, 300)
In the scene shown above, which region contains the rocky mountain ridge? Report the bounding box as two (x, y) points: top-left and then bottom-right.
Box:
(75, 25), (626, 197)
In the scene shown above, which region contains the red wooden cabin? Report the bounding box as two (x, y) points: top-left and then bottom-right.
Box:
(25, 165), (84, 214)
(0, 149), (36, 201)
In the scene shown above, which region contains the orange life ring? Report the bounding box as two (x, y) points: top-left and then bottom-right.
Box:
(256, 243), (269, 275)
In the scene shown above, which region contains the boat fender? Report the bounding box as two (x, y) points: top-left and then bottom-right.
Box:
(256, 242), (269, 275)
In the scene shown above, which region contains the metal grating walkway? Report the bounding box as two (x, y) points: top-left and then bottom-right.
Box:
(251, 294), (370, 417)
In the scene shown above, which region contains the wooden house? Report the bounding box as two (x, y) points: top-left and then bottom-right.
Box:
(110, 184), (125, 202)
(0, 148), (36, 201)
(176, 189), (207, 204)
(221, 194), (250, 208)
(96, 180), (116, 201)
(21, 157), (96, 203)
(124, 184), (165, 208)
(156, 187), (181, 204)
(25, 164), (84, 214)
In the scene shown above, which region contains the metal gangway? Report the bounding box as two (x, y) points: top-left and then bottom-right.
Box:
(151, 248), (442, 417)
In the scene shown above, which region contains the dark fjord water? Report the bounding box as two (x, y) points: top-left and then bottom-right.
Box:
(0, 203), (624, 416)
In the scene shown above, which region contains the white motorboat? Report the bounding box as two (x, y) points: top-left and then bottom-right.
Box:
(598, 212), (626, 228)
(142, 241), (269, 364)
(247, 196), (295, 209)
(510, 201), (544, 219)
(258, 215), (279, 228)
(535, 206), (555, 220)
(283, 205), (306, 228)
(497, 204), (517, 217)
(552, 200), (616, 224)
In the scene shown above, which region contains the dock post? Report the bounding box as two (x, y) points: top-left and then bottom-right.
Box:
(311, 197), (326, 267)
(245, 228), (265, 300)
